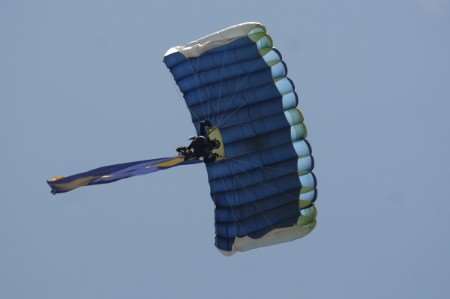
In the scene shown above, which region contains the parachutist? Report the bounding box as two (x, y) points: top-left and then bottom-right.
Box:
(177, 120), (220, 162)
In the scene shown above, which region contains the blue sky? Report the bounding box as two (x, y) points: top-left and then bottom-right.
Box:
(2, 1), (450, 298)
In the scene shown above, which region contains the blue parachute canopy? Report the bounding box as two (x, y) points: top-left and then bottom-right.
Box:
(164, 22), (317, 255)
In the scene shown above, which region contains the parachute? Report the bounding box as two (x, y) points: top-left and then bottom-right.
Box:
(164, 22), (317, 255)
(47, 22), (317, 255)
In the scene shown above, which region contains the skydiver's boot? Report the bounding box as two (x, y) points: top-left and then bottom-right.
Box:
(211, 139), (221, 149)
(177, 146), (194, 160)
(176, 146), (187, 155)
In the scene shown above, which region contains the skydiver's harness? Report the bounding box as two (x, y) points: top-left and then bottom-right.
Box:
(176, 120), (221, 163)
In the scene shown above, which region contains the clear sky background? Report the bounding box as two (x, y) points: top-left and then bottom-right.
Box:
(2, 1), (450, 298)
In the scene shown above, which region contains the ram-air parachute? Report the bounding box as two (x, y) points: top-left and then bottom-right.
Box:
(47, 22), (317, 255)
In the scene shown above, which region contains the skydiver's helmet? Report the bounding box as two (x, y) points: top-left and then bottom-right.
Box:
(211, 139), (221, 149)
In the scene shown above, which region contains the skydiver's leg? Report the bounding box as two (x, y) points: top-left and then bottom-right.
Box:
(211, 139), (221, 149)
(176, 146), (194, 160)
